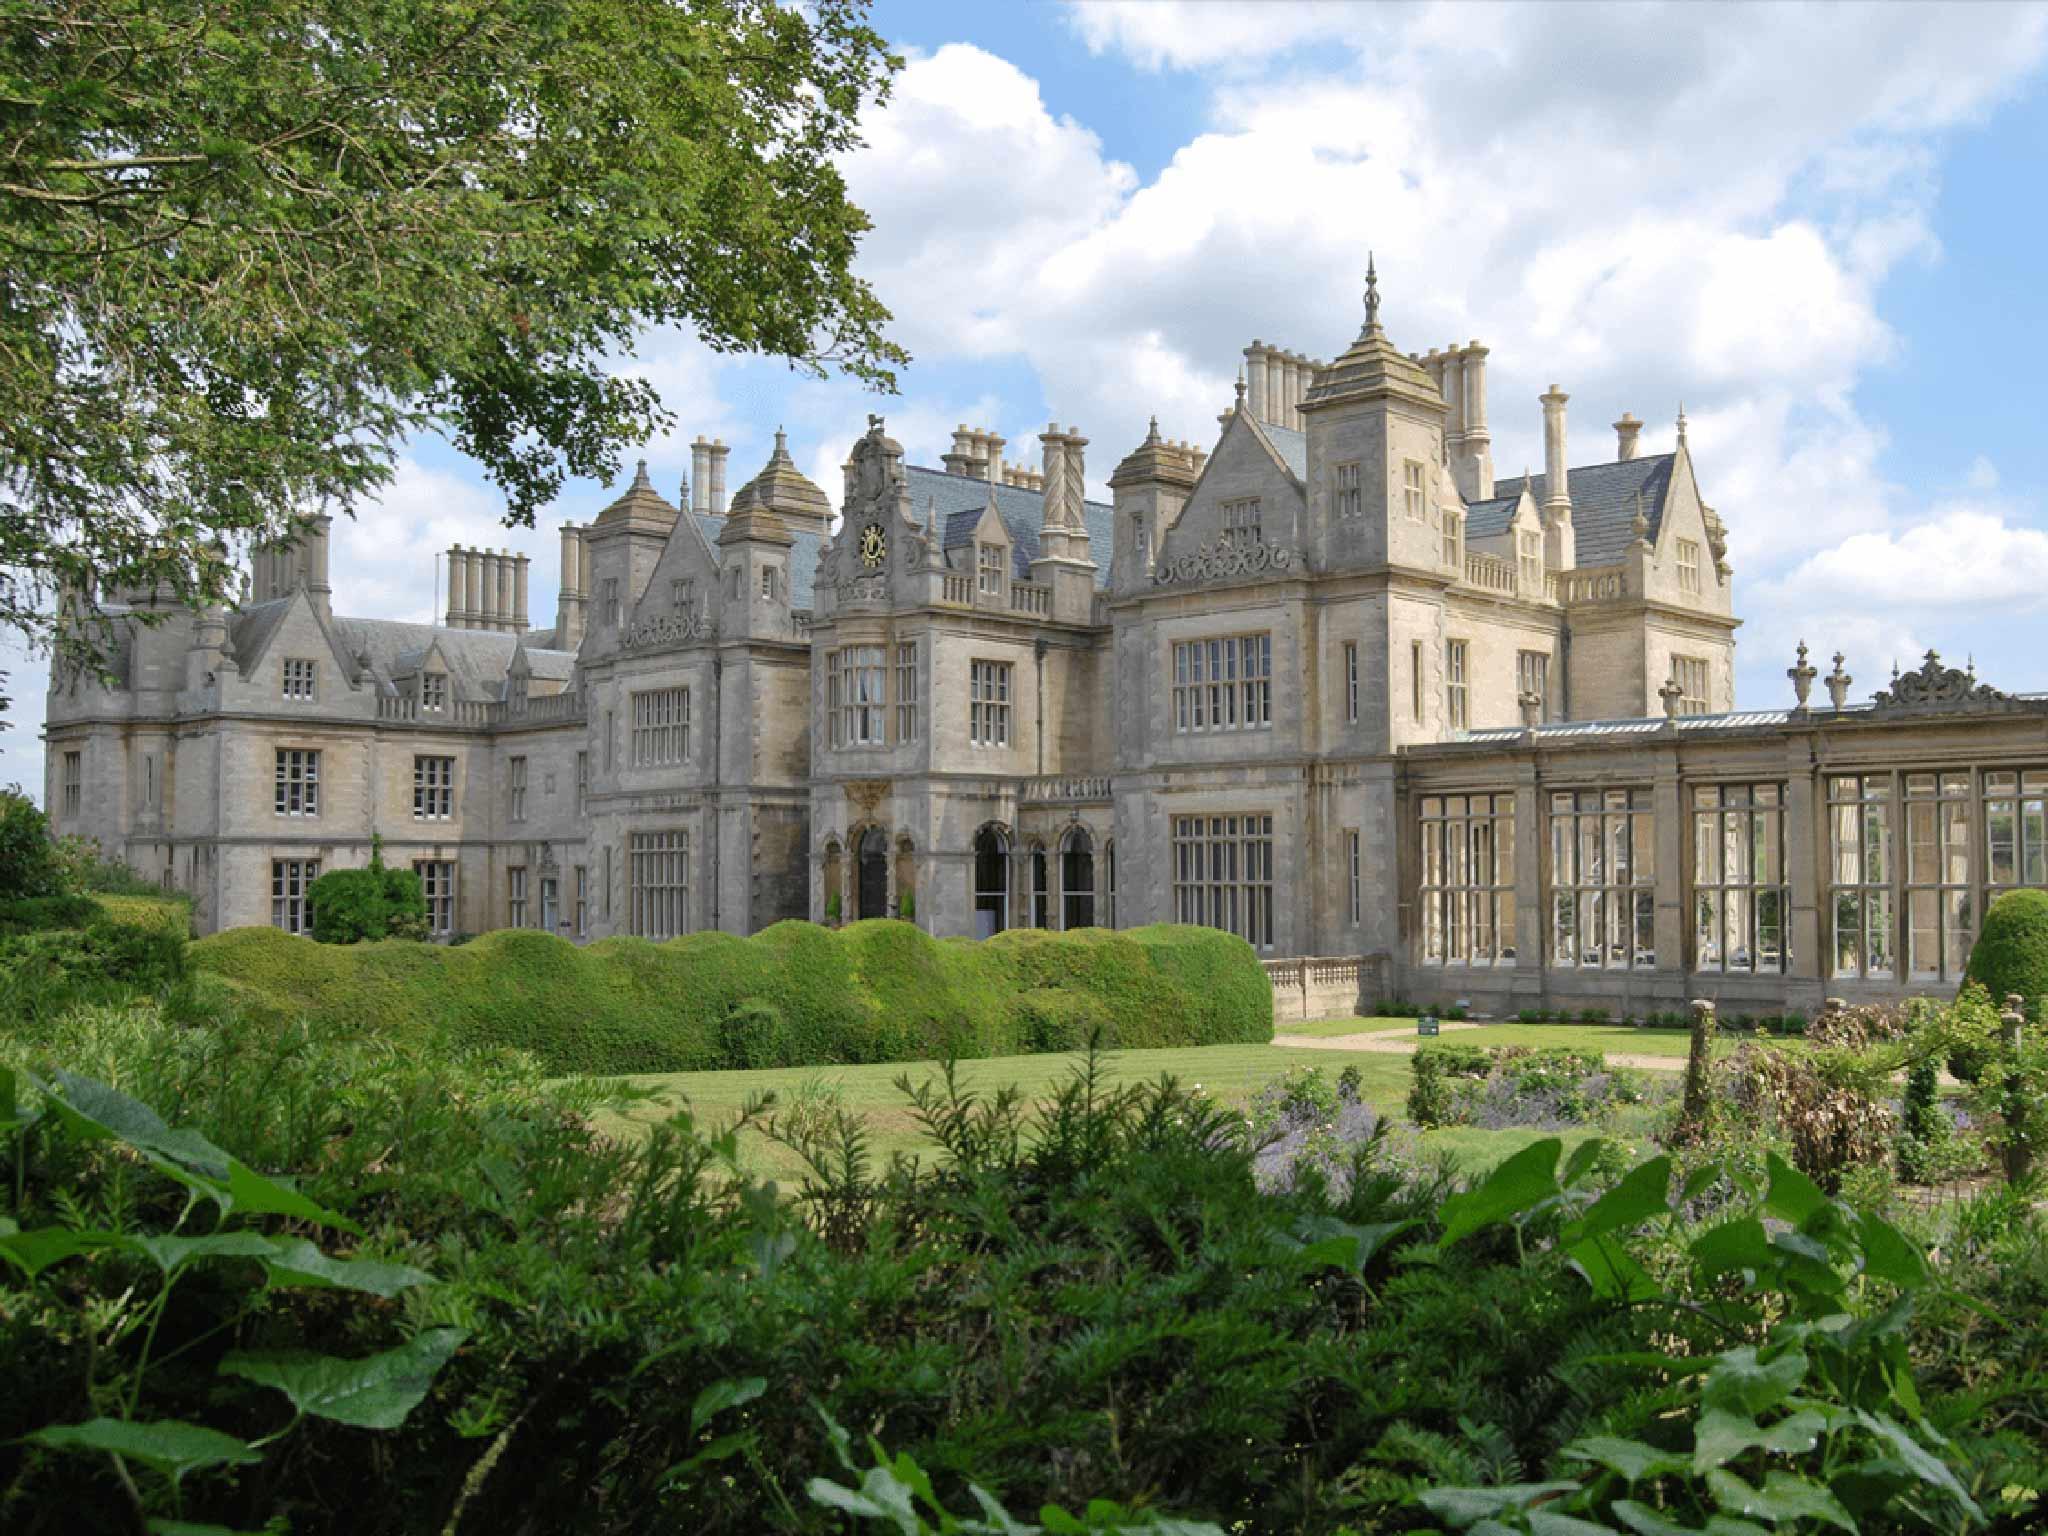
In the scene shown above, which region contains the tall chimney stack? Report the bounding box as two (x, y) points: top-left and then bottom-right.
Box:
(464, 547), (483, 629)
(708, 440), (728, 514)
(497, 550), (516, 633)
(1243, 342), (1268, 424)
(304, 514), (333, 621)
(445, 546), (466, 628)
(513, 553), (530, 632)
(1265, 351), (1283, 429)
(1441, 346), (1466, 449)
(943, 425), (977, 478)
(556, 524), (586, 649)
(984, 431), (1005, 484)
(1541, 385), (1575, 572)
(1613, 412), (1642, 462)
(1453, 342), (1493, 500)
(691, 437), (711, 514)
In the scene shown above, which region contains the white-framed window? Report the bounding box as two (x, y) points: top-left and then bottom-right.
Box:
(1692, 784), (1788, 974)
(1222, 498), (1263, 545)
(1442, 508), (1462, 568)
(672, 577), (695, 612)
(1518, 531), (1542, 592)
(508, 866), (528, 928)
(1444, 639), (1469, 731)
(630, 829), (688, 939)
(1671, 655), (1710, 716)
(1516, 650), (1549, 719)
(573, 864), (588, 937)
(1171, 634), (1273, 734)
(1171, 813), (1276, 950)
(413, 860), (455, 936)
(1677, 539), (1702, 594)
(894, 641), (919, 743)
(969, 659), (1012, 747)
(1420, 793), (1517, 965)
(977, 543), (1006, 596)
(274, 749), (319, 818)
(1344, 641), (1359, 724)
(1906, 771), (1973, 983)
(61, 750), (81, 818)
(413, 755), (454, 820)
(1335, 461), (1362, 519)
(1828, 773), (1894, 981)
(1985, 769), (2048, 899)
(827, 646), (886, 748)
(282, 658), (317, 700)
(576, 751), (589, 815)
(631, 687), (690, 766)
(271, 858), (319, 935)
(508, 757), (527, 822)
(1347, 828), (1362, 926)
(1411, 640), (1424, 722)
(1403, 459), (1426, 521)
(421, 672), (447, 711)
(601, 577), (621, 628)
(1550, 789), (1655, 969)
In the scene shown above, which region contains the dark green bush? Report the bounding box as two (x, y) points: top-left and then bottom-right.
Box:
(0, 894), (100, 934)
(1407, 1041), (1492, 1127)
(306, 839), (427, 944)
(1965, 887), (2048, 1024)
(0, 788), (63, 899)
(191, 919), (1273, 1074)
(0, 918), (189, 994)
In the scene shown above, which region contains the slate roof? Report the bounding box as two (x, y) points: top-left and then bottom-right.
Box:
(1486, 454), (1675, 567)
(910, 465), (1115, 588)
(696, 514), (826, 609)
(226, 598), (293, 673)
(1260, 423), (1308, 481)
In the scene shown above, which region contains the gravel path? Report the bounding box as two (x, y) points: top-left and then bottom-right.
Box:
(1272, 1023), (1686, 1074)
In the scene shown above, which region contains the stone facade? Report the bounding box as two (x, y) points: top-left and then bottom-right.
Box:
(44, 274), (2048, 1014)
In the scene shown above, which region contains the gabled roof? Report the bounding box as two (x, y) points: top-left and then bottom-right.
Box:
(697, 514), (826, 609)
(1489, 454), (1675, 568)
(913, 466), (1114, 588)
(226, 597), (293, 673)
(328, 616), (526, 699)
(1259, 423), (1308, 482)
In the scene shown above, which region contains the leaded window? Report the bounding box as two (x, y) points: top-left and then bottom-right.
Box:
(1444, 640), (1469, 731)
(272, 858), (319, 935)
(508, 756), (527, 822)
(1671, 655), (1710, 716)
(1171, 634), (1273, 733)
(413, 755), (454, 820)
(1442, 509), (1462, 568)
(421, 672), (446, 712)
(1828, 774), (1894, 980)
(1518, 531), (1542, 592)
(1344, 641), (1359, 723)
(631, 687), (690, 766)
(1403, 459), (1426, 520)
(969, 660), (1011, 747)
(1335, 461), (1362, 519)
(1171, 813), (1276, 950)
(61, 751), (81, 818)
(1678, 539), (1702, 594)
(1986, 769), (2048, 897)
(574, 864), (589, 937)
(895, 641), (919, 743)
(413, 860), (455, 936)
(274, 749), (319, 818)
(1551, 789), (1655, 969)
(977, 543), (1005, 595)
(508, 866), (527, 928)
(282, 658), (317, 700)
(1222, 498), (1262, 545)
(828, 646), (886, 748)
(1516, 650), (1549, 719)
(1906, 771), (1973, 982)
(1692, 784), (1787, 973)
(1420, 794), (1516, 966)
(630, 830), (688, 939)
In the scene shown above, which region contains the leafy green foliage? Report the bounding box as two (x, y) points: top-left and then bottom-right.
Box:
(306, 840), (428, 945)
(191, 918), (1273, 1072)
(1965, 887), (2048, 1023)
(0, 788), (64, 898)
(1, 0), (904, 676)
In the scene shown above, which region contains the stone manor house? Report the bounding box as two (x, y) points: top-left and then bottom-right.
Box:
(44, 272), (2048, 1018)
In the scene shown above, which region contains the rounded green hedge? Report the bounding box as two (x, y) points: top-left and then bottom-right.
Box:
(190, 919), (1274, 1074)
(1964, 887), (2048, 1023)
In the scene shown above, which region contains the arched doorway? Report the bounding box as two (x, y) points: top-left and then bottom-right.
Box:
(857, 826), (889, 920)
(973, 825), (1009, 938)
(1061, 826), (1095, 929)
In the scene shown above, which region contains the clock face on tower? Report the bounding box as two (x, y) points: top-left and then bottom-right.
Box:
(859, 521), (887, 569)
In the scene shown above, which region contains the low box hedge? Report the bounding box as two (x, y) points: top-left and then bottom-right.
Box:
(189, 919), (1274, 1074)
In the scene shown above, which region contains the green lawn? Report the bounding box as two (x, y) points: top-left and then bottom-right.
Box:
(586, 1026), (1688, 1182)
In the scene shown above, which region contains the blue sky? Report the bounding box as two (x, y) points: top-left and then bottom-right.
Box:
(7, 0), (2048, 796)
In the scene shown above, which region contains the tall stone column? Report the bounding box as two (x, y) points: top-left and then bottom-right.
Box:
(1653, 752), (1684, 1000)
(691, 437), (711, 514)
(1784, 736), (1825, 1010)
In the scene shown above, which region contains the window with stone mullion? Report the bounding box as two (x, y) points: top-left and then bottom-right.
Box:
(1419, 794), (1516, 966)
(1827, 774), (1894, 980)
(1550, 789), (1655, 969)
(1692, 784), (1788, 974)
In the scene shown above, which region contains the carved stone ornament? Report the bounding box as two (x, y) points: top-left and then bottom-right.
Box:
(1870, 650), (2012, 714)
(846, 779), (890, 819)
(1151, 539), (1301, 587)
(621, 605), (714, 651)
(841, 574), (888, 604)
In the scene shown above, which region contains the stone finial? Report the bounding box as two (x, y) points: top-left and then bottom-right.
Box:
(1363, 252), (1381, 331)
(1788, 640), (1817, 710)
(1631, 489), (1650, 544)
(1676, 402), (1688, 446)
(1659, 676), (1684, 722)
(1146, 415), (1161, 443)
(1517, 690), (1542, 733)
(630, 458), (652, 491)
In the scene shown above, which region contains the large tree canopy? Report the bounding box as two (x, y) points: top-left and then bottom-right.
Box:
(0, 0), (903, 667)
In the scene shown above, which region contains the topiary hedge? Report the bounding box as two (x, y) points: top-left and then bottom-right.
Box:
(1964, 887), (2048, 1024)
(190, 919), (1274, 1074)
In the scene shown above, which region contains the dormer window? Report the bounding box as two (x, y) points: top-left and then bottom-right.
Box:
(601, 577), (621, 628)
(421, 672), (447, 711)
(1518, 532), (1542, 592)
(1222, 498), (1262, 545)
(977, 543), (1005, 595)
(671, 578), (695, 612)
(282, 658), (316, 700)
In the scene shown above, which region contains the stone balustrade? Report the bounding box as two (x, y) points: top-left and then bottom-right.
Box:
(1556, 564), (1627, 604)
(1262, 953), (1384, 1023)
(1009, 580), (1052, 616)
(1019, 774), (1113, 804)
(1462, 550), (1516, 595)
(492, 690), (585, 725)
(941, 572), (973, 606)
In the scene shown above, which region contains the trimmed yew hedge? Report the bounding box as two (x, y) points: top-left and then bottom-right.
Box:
(1964, 886), (2048, 1023)
(189, 919), (1273, 1073)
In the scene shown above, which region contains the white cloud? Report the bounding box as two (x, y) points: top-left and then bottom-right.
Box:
(1063, 0), (1385, 73)
(1766, 501), (2048, 611)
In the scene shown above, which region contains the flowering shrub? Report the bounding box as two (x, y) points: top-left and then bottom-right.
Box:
(1411, 1045), (1654, 1131)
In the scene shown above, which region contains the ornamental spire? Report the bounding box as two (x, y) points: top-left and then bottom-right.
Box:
(1365, 253), (1380, 330)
